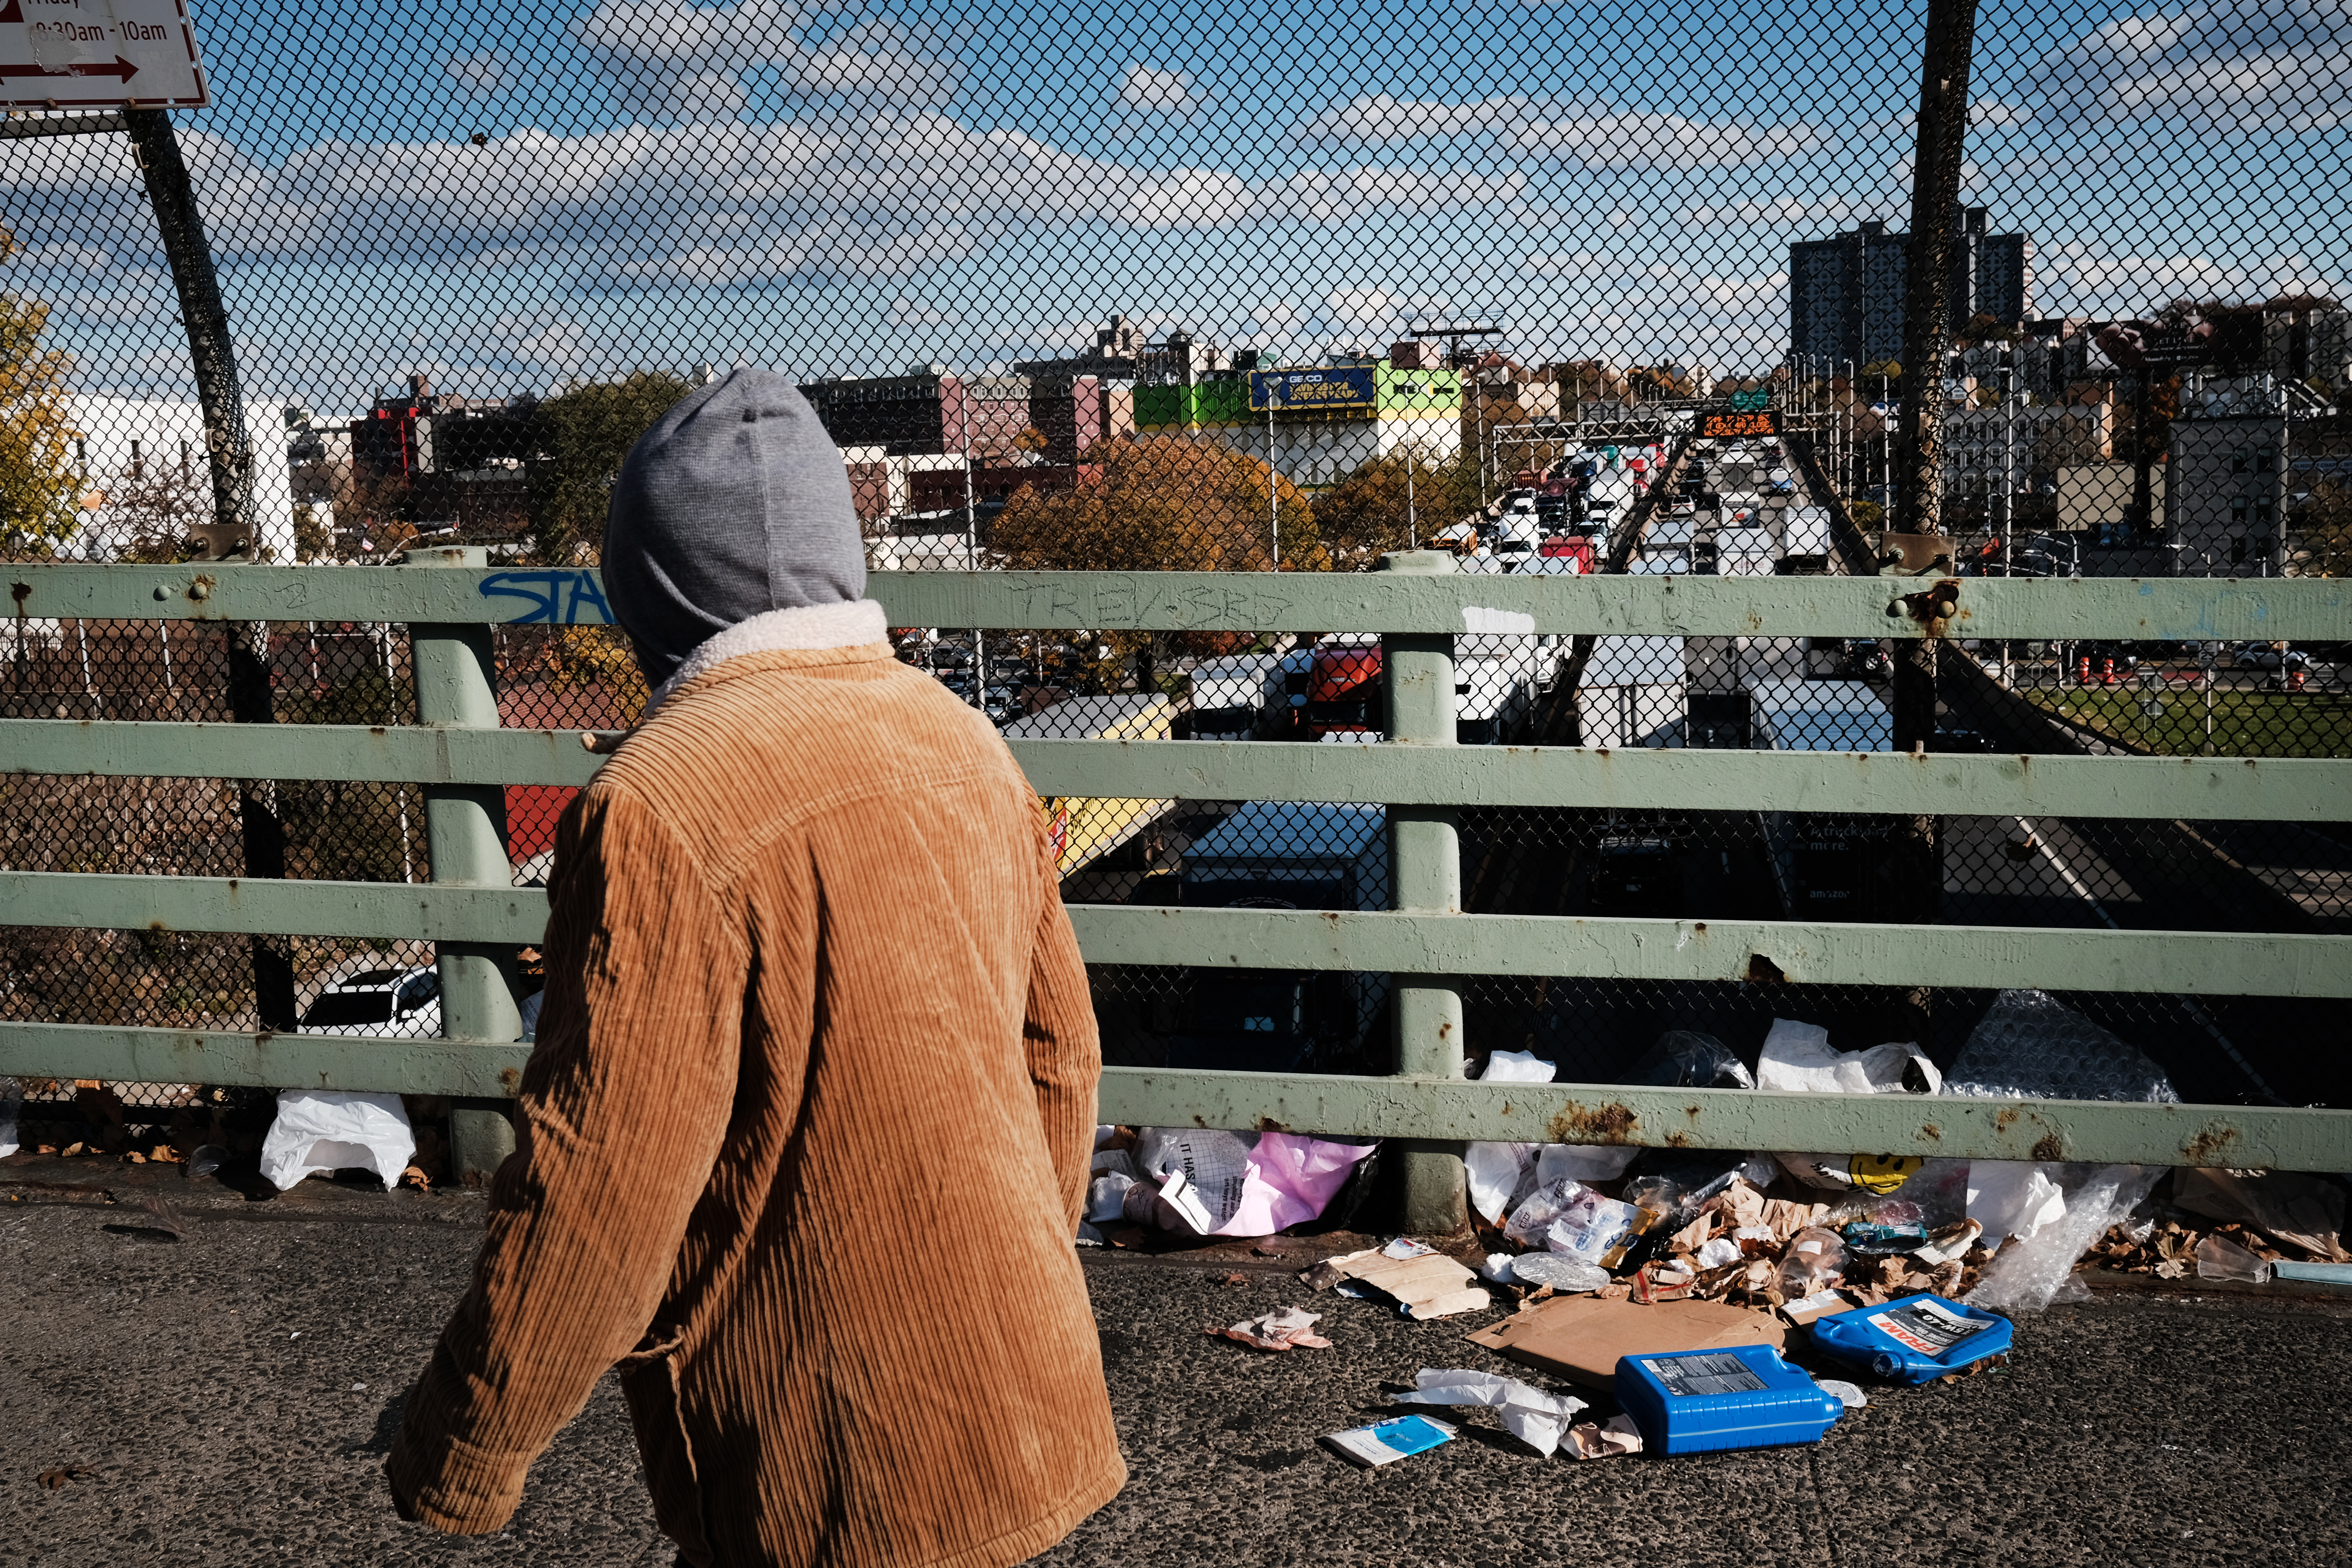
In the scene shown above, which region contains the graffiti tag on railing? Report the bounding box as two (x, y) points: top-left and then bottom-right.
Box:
(994, 574), (1297, 629)
(478, 571), (613, 626)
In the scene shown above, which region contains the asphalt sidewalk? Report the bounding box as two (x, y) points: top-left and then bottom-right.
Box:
(3, 1161), (2347, 1568)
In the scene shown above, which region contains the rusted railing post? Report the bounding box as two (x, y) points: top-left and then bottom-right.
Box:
(1381, 550), (1466, 1233)
(405, 547), (521, 1183)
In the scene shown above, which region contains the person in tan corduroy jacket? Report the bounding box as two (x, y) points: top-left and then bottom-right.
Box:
(386, 368), (1126, 1566)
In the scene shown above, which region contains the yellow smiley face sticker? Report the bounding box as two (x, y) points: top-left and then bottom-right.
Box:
(1848, 1153), (1924, 1194)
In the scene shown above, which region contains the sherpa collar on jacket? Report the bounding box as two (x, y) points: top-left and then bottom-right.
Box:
(645, 599), (888, 717)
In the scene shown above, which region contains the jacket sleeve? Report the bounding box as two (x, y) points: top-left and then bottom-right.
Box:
(1023, 858), (1102, 1233)
(386, 785), (749, 1534)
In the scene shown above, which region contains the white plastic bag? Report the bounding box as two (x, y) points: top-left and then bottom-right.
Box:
(1761, 1018), (1942, 1192)
(1466, 1050), (1555, 1224)
(259, 1089), (415, 1191)
(1756, 1018), (1940, 1096)
(0, 1077), (20, 1158)
(1968, 1161), (2066, 1245)
(1537, 1142), (1642, 1184)
(1392, 1368), (1587, 1457)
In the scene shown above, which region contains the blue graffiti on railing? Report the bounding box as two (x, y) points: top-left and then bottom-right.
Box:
(479, 570), (613, 626)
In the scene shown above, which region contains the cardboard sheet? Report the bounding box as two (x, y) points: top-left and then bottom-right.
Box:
(1465, 1293), (1785, 1391)
(1312, 1245), (1491, 1320)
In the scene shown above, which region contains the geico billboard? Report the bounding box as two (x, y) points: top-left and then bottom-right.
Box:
(1248, 366), (1379, 413)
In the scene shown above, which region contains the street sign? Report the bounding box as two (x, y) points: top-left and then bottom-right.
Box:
(1728, 389), (1772, 412)
(1700, 410), (1779, 439)
(0, 0), (208, 109)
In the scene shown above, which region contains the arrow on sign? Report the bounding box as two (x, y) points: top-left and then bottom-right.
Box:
(0, 56), (139, 83)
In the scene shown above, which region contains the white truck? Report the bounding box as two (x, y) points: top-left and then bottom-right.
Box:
(1185, 653), (1285, 738)
(1780, 506), (1834, 566)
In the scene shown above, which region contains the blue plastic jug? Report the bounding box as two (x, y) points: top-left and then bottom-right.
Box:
(1808, 1292), (2012, 1385)
(1613, 1344), (1845, 1456)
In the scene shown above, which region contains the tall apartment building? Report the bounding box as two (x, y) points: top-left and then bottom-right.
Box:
(2166, 375), (2289, 576)
(1790, 208), (2032, 366)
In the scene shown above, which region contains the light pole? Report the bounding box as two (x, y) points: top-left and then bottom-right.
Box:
(1265, 371), (1279, 569)
(1404, 440), (1418, 550)
(957, 373), (982, 712)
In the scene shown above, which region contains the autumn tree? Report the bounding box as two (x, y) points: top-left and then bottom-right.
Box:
(990, 435), (1319, 681)
(527, 371), (691, 563)
(104, 458), (211, 562)
(2294, 479), (2352, 577)
(0, 226), (80, 558)
(992, 435), (1317, 574)
(1314, 450), (1481, 566)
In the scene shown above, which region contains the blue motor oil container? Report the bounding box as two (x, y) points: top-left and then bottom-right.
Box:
(1613, 1344), (1844, 1456)
(1808, 1293), (2012, 1385)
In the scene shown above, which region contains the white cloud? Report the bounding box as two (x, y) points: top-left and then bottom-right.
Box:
(1119, 65), (1199, 116)
(2036, 0), (2352, 132)
(1680, 198), (1868, 227)
(1513, 113), (1829, 169)
(0, 114), (1526, 285)
(2028, 243), (2349, 315)
(1295, 94), (1833, 168)
(444, 53), (510, 101)
(887, 298), (963, 327)
(489, 312), (588, 369)
(570, 0), (962, 121)
(1249, 299), (1300, 337)
(1318, 288), (1451, 343)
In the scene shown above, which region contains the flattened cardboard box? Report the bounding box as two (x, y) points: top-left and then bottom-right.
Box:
(1465, 1294), (1785, 1392)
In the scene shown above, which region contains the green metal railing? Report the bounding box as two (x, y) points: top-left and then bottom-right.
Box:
(6, 555), (2351, 1219)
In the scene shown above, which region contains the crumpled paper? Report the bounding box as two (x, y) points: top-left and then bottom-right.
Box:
(1210, 1306), (1333, 1352)
(1392, 1367), (1587, 1457)
(1564, 1414), (1643, 1459)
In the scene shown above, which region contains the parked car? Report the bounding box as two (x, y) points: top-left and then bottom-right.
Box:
(301, 966), (441, 1036)
(2233, 642), (2309, 672)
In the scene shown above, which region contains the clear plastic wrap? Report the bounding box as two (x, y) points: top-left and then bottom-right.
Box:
(1965, 1164), (2164, 1314)
(1776, 1226), (1848, 1297)
(2194, 1233), (2272, 1283)
(1504, 1177), (1646, 1268)
(1624, 1030), (1755, 1090)
(1943, 990), (2179, 1103)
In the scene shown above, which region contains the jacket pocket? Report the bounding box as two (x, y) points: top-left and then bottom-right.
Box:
(619, 1329), (716, 1566)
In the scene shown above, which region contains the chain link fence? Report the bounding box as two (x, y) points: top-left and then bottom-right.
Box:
(3, 0), (2349, 1151)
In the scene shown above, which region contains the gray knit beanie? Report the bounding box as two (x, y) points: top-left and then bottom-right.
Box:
(602, 367), (865, 686)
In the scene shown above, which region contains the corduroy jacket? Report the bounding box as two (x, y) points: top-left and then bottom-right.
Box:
(387, 600), (1125, 1567)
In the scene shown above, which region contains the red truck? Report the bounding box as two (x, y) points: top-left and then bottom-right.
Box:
(1289, 639), (1383, 740)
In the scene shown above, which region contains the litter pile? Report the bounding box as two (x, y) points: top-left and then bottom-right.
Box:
(1125, 992), (2349, 1472)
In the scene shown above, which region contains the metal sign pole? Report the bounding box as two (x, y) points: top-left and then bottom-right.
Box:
(124, 104), (300, 1035)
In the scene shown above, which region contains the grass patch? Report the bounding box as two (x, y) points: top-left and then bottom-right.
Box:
(2023, 686), (2352, 758)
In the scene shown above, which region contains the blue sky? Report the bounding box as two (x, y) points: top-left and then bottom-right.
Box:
(1, 0), (2344, 410)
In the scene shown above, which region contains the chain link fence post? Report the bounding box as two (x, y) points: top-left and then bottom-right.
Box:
(404, 547), (521, 1182)
(1380, 548), (1465, 1233)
